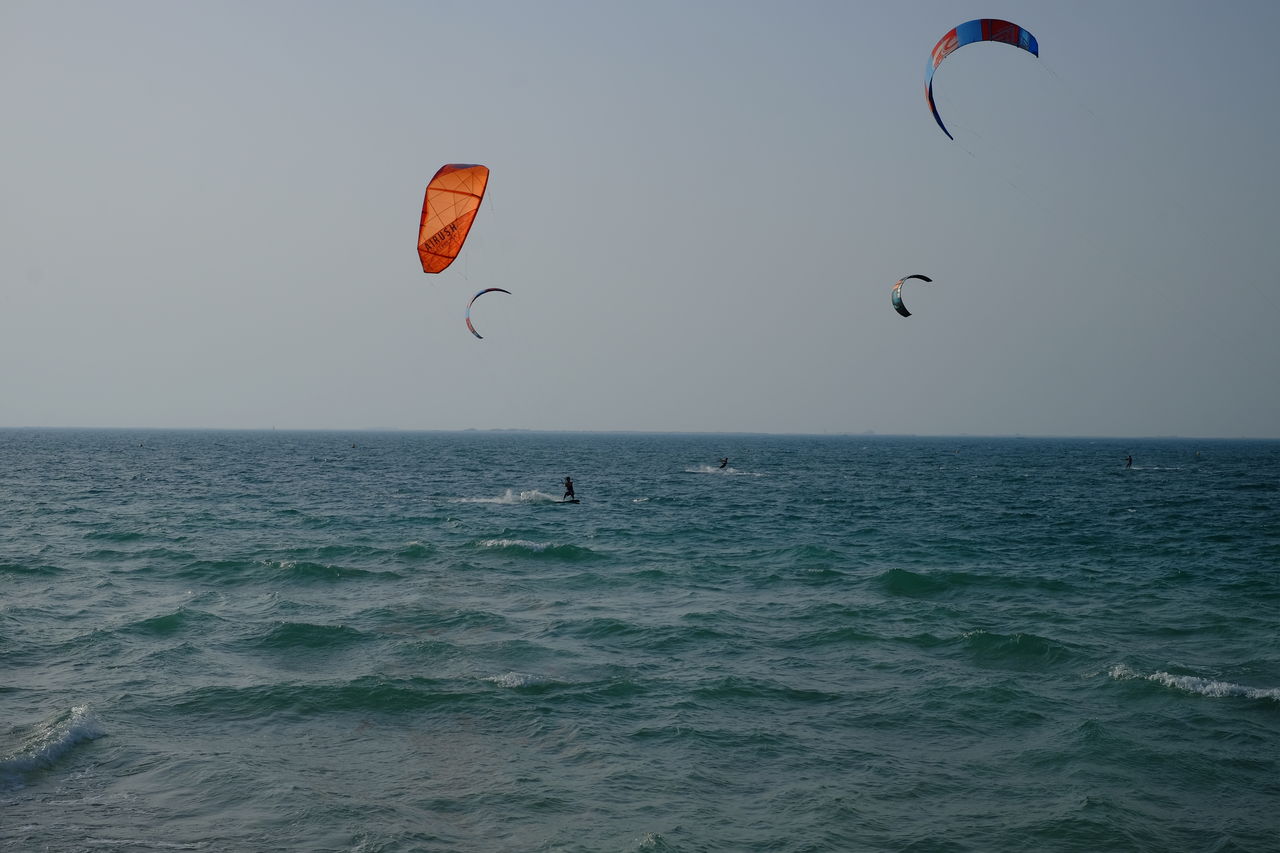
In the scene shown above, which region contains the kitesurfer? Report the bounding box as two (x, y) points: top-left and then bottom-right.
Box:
(1125, 455), (1133, 469)
(718, 458), (729, 469)
(562, 476), (575, 500)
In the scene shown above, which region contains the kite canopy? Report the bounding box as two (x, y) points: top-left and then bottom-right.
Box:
(891, 275), (933, 318)
(926, 19), (1039, 140)
(465, 287), (511, 339)
(418, 164), (489, 273)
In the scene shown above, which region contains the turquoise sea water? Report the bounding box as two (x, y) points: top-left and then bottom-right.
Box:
(2, 429), (1278, 852)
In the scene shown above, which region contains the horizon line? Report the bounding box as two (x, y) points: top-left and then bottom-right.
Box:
(1, 426), (1276, 441)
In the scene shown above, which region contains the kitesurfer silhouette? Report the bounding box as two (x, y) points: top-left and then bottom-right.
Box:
(1125, 455), (1133, 469)
(562, 476), (575, 500)
(718, 458), (729, 469)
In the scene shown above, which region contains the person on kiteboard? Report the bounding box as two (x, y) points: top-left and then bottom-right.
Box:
(718, 457), (729, 469)
(563, 476), (575, 500)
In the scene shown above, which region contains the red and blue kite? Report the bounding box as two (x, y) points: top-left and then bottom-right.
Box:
(926, 19), (1039, 140)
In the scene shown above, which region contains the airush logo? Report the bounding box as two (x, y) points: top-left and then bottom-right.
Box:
(421, 220), (460, 252)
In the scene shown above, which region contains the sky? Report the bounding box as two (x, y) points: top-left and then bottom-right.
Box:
(3, 0), (1279, 437)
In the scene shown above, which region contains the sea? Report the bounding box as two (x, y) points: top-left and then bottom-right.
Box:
(2, 429), (1278, 852)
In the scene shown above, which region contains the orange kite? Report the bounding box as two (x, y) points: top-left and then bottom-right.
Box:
(417, 164), (489, 273)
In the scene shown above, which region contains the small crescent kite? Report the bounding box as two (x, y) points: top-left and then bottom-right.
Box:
(926, 19), (1039, 140)
(418, 164), (489, 273)
(891, 275), (933, 317)
(465, 288), (511, 339)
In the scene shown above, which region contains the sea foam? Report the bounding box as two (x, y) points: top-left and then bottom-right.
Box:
(1, 705), (105, 789)
(1109, 665), (1280, 701)
(478, 538), (553, 551)
(684, 464), (764, 476)
(455, 489), (561, 504)
(484, 671), (555, 689)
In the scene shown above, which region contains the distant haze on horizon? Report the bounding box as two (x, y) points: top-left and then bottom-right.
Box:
(0, 428), (1264, 445)
(4, 1), (1278, 439)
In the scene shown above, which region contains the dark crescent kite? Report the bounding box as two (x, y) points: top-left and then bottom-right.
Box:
(465, 288), (511, 339)
(891, 275), (933, 318)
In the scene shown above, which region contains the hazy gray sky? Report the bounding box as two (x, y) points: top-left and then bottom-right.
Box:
(4, 0), (1278, 437)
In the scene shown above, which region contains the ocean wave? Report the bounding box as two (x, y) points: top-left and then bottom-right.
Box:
(772, 543), (846, 563)
(476, 538), (554, 551)
(308, 543), (387, 560)
(539, 616), (734, 654)
(254, 621), (371, 650)
(169, 676), (481, 717)
(403, 607), (511, 633)
(896, 631), (948, 649)
(1109, 665), (1280, 701)
(174, 557), (401, 585)
(0, 705), (105, 790)
(82, 548), (141, 562)
(397, 541), (436, 559)
(875, 566), (1068, 599)
(877, 567), (973, 597)
(630, 722), (797, 751)
(789, 566), (849, 585)
(263, 560), (401, 582)
(175, 557), (268, 583)
(474, 539), (600, 560)
(83, 529), (147, 542)
(484, 671), (559, 689)
(634, 832), (676, 852)
(692, 675), (843, 705)
(120, 608), (212, 637)
(481, 674), (647, 704)
(0, 561), (63, 576)
(632, 623), (734, 652)
(624, 567), (674, 581)
(778, 625), (878, 648)
(550, 616), (646, 642)
(754, 544), (851, 583)
(960, 630), (1075, 667)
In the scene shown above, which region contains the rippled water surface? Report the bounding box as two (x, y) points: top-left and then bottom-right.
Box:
(2, 430), (1278, 851)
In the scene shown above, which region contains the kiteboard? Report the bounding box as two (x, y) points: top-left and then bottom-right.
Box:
(558, 499), (580, 504)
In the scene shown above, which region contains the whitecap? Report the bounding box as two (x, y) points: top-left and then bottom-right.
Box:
(454, 489), (560, 504)
(1, 705), (105, 789)
(684, 465), (765, 477)
(477, 538), (554, 551)
(1109, 664), (1280, 701)
(635, 831), (675, 851)
(485, 671), (553, 689)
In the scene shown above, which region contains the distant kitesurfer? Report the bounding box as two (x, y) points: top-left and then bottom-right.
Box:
(1125, 455), (1133, 469)
(563, 476), (575, 500)
(718, 457), (729, 469)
